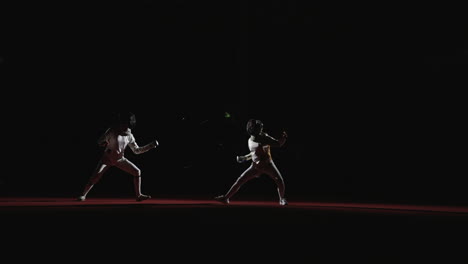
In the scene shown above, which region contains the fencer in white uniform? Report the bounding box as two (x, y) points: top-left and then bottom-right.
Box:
(77, 112), (158, 202)
(215, 119), (288, 206)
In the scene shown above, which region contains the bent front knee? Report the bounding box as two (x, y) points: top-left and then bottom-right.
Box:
(133, 169), (141, 177)
(272, 176), (284, 185)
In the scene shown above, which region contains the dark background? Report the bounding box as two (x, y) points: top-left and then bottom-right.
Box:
(0, 1), (466, 205)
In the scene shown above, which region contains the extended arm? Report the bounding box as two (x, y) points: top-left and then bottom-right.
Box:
(128, 138), (159, 155)
(261, 132), (287, 147)
(236, 152), (252, 163)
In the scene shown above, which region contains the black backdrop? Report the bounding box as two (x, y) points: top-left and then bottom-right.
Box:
(1, 1), (466, 205)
